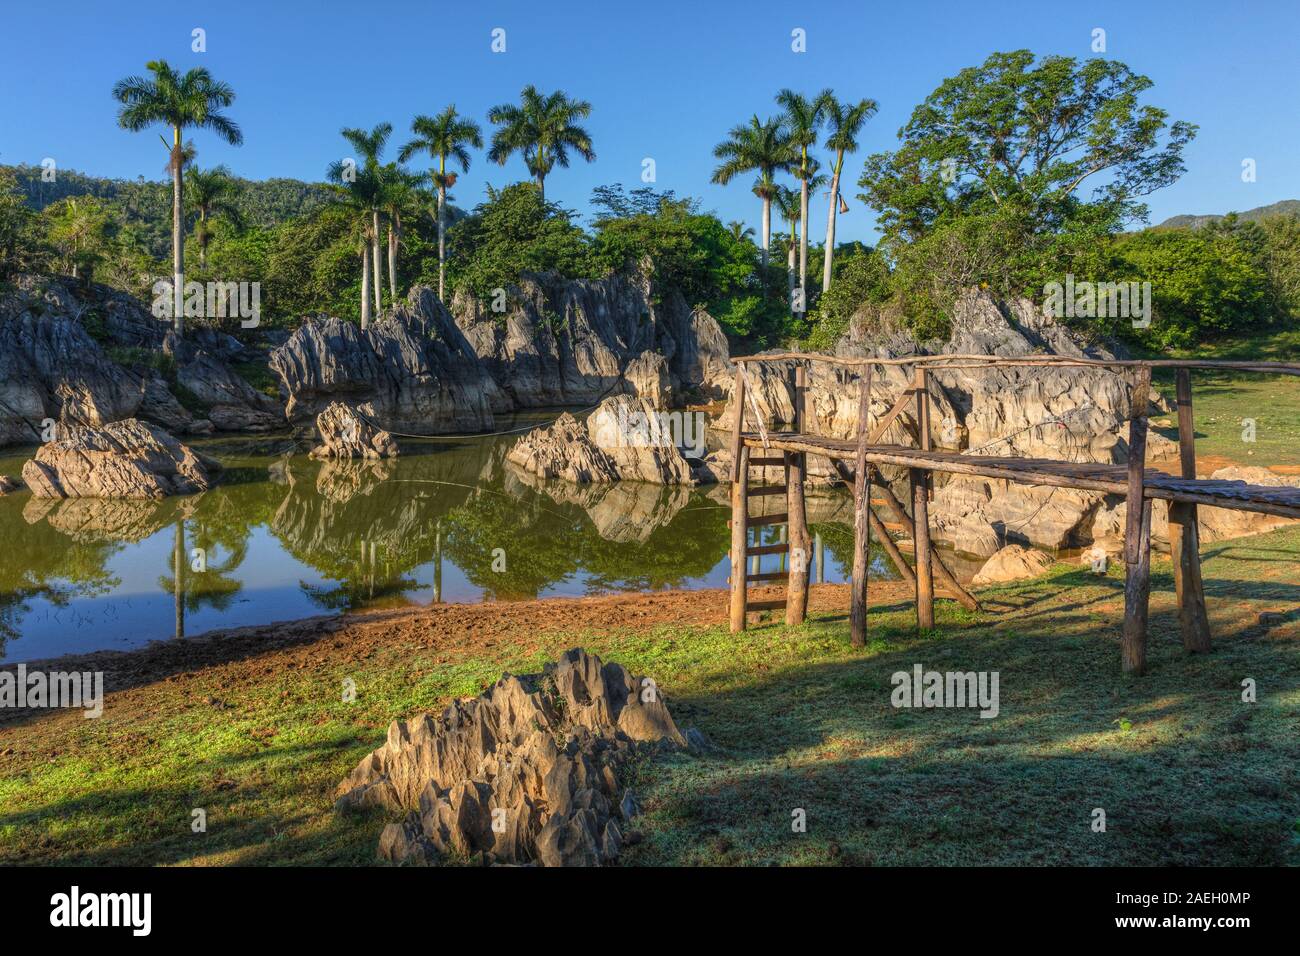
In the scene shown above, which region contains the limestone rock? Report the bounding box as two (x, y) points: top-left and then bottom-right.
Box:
(21, 419), (220, 499)
(0, 475), (20, 494)
(336, 648), (687, 866)
(309, 402), (399, 460)
(971, 544), (1055, 586)
(506, 395), (696, 485)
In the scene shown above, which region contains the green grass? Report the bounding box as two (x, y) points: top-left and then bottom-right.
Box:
(2, 526), (1299, 867)
(1149, 331), (1300, 467)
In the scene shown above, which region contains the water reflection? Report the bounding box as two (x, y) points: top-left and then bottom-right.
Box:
(0, 423), (888, 661)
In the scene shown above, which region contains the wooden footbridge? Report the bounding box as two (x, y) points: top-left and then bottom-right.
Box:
(726, 353), (1300, 673)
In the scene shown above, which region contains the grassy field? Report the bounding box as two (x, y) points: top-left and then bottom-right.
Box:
(2, 523), (1298, 867)
(1151, 330), (1300, 468)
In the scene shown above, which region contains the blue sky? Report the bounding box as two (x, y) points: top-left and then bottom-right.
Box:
(2, 0), (1297, 242)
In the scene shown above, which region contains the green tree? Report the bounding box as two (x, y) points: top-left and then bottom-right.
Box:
(378, 166), (426, 304)
(819, 93), (878, 290)
(711, 115), (795, 270)
(112, 60), (243, 333)
(487, 86), (595, 200)
(337, 123), (392, 314)
(43, 196), (112, 280)
(399, 106), (483, 301)
(184, 165), (242, 268)
(325, 163), (385, 328)
(0, 168), (41, 279)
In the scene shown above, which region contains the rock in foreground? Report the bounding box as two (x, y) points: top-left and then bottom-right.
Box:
(21, 419), (221, 499)
(309, 402), (399, 460)
(971, 544), (1055, 586)
(335, 648), (688, 866)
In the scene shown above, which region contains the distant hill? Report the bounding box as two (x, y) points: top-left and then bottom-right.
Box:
(4, 164), (334, 258)
(1158, 199), (1300, 229)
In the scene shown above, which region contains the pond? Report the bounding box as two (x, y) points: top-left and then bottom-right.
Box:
(0, 413), (940, 662)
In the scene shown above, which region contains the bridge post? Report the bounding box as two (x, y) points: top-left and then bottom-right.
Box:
(1123, 366), (1153, 673)
(1170, 368), (1212, 654)
(912, 367), (935, 630)
(729, 364), (749, 633)
(850, 365), (873, 646)
(786, 362), (811, 625)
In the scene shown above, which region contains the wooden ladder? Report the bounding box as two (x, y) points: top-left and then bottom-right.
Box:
(730, 451), (792, 619)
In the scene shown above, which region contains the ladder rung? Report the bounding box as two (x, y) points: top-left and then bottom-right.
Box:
(746, 571), (788, 582)
(748, 512), (788, 527)
(745, 543), (788, 556)
(746, 599), (787, 612)
(748, 457), (786, 467)
(747, 485), (788, 497)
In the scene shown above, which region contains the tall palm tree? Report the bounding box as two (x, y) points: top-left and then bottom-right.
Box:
(113, 60), (243, 334)
(399, 107), (483, 301)
(776, 89), (830, 310)
(711, 115), (794, 270)
(487, 86), (595, 201)
(184, 165), (242, 268)
(378, 167), (425, 305)
(326, 166), (383, 329)
(339, 124), (392, 314)
(773, 184), (800, 299)
(820, 94), (878, 290)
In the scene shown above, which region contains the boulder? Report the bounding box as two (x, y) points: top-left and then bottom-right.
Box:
(0, 475), (20, 494)
(336, 648), (688, 866)
(308, 402), (399, 460)
(21, 419), (221, 499)
(507, 394), (696, 485)
(270, 288), (509, 435)
(971, 544), (1055, 586)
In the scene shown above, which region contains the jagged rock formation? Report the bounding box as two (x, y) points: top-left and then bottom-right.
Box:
(270, 288), (509, 435)
(506, 395), (695, 485)
(0, 275), (286, 445)
(21, 419), (221, 498)
(336, 648), (688, 866)
(454, 269), (732, 409)
(971, 544), (1055, 586)
(308, 401), (399, 460)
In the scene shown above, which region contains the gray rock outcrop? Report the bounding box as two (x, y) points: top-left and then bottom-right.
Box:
(336, 648), (687, 866)
(971, 544), (1056, 586)
(21, 419), (221, 498)
(270, 288), (509, 435)
(309, 401), (399, 460)
(506, 394), (696, 484)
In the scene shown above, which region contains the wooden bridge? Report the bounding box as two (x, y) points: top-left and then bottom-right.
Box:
(726, 353), (1300, 673)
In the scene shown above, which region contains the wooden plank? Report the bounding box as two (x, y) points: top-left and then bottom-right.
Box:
(1123, 366), (1152, 673)
(746, 571), (789, 582)
(1171, 367), (1211, 654)
(748, 457), (786, 467)
(850, 367), (872, 647)
(749, 512), (789, 527)
(746, 543), (789, 557)
(869, 505), (915, 587)
(786, 363), (812, 626)
(866, 383), (917, 444)
(747, 485), (789, 497)
(747, 599), (787, 612)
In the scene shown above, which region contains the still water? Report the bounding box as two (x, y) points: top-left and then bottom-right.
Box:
(0, 415), (928, 663)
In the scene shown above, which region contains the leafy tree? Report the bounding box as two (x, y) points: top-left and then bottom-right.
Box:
(43, 196), (112, 280)
(1258, 215), (1300, 317)
(448, 183), (590, 299)
(335, 123), (392, 314)
(711, 115), (795, 269)
(112, 60), (243, 333)
(819, 93), (878, 290)
(399, 106), (483, 301)
(487, 86), (595, 200)
(378, 165), (426, 303)
(325, 163), (384, 328)
(807, 246), (891, 349)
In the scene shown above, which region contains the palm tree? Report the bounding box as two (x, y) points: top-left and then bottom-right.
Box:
(487, 86), (595, 201)
(711, 115), (794, 269)
(378, 167), (425, 305)
(773, 184), (800, 298)
(113, 61), (242, 334)
(339, 124), (392, 314)
(727, 220), (755, 243)
(326, 165), (383, 329)
(776, 89), (830, 311)
(399, 107), (483, 301)
(184, 165), (242, 268)
(820, 94), (878, 290)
